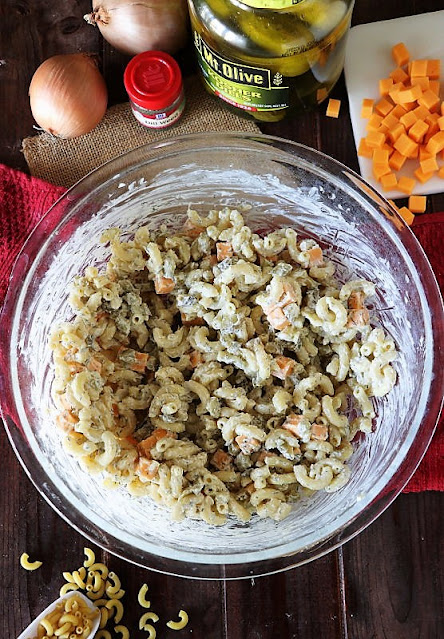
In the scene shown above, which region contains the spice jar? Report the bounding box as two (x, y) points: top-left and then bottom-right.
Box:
(124, 51), (185, 129)
(187, 0), (355, 122)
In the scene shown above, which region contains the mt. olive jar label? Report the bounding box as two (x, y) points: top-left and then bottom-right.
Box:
(193, 31), (290, 112)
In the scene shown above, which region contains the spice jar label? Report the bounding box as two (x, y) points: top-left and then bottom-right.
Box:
(193, 31), (290, 113)
(130, 99), (185, 129)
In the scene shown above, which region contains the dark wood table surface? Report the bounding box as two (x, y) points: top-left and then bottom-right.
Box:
(1, 1), (443, 638)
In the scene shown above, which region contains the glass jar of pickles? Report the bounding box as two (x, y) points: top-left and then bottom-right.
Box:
(187, 0), (355, 121)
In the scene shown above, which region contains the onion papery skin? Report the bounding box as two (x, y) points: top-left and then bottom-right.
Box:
(29, 53), (108, 139)
(84, 0), (189, 56)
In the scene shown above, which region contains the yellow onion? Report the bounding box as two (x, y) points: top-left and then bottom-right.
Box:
(29, 53), (108, 139)
(84, 0), (189, 56)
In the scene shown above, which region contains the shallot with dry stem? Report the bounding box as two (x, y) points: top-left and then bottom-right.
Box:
(29, 53), (108, 139)
(84, 0), (189, 56)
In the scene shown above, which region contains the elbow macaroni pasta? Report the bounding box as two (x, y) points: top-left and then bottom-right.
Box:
(29, 594), (99, 639)
(20, 553), (42, 571)
(50, 207), (398, 524)
(137, 583), (151, 608)
(166, 609), (189, 630)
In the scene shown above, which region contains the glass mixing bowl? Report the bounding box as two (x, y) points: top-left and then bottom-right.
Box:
(1, 133), (443, 579)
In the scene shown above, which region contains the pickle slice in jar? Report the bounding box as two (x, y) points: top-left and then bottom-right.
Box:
(205, 0), (232, 19)
(238, 13), (318, 76)
(237, 11), (315, 57)
(252, 109), (287, 122)
(269, 48), (321, 77)
(302, 0), (348, 40)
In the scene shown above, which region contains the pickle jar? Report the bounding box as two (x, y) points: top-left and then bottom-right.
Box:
(187, 0), (355, 122)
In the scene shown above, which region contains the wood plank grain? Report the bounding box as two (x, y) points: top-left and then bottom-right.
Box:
(342, 493), (444, 639)
(225, 555), (345, 639)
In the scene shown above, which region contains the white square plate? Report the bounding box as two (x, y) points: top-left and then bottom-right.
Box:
(344, 11), (444, 199)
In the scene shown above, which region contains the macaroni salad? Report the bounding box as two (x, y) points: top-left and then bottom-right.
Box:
(50, 207), (397, 525)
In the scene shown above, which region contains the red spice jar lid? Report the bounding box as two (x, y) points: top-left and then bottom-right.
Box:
(124, 51), (183, 111)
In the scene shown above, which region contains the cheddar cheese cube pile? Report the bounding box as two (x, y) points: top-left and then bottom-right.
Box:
(358, 42), (444, 223)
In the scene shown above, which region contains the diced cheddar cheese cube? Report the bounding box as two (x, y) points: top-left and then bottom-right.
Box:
(424, 121), (440, 143)
(392, 42), (410, 67)
(375, 98), (393, 116)
(438, 115), (444, 131)
(417, 89), (440, 112)
(396, 84), (423, 104)
(419, 146), (432, 161)
(429, 80), (440, 95)
(408, 119), (429, 143)
(358, 138), (373, 158)
(414, 167), (435, 183)
(397, 176), (416, 195)
(397, 206), (415, 226)
(389, 84), (405, 104)
(381, 113), (399, 129)
(380, 172), (398, 191)
(410, 76), (430, 91)
(394, 133), (417, 157)
(372, 163), (391, 180)
(420, 155), (439, 174)
(425, 131), (444, 154)
(317, 87), (329, 102)
(408, 195), (427, 213)
(410, 59), (428, 77)
(326, 98), (341, 118)
(413, 105), (431, 120)
(372, 148), (390, 165)
(366, 130), (386, 148)
(366, 113), (384, 130)
(389, 150), (407, 171)
(390, 67), (409, 83)
(399, 110), (417, 130)
(426, 59), (441, 79)
(387, 122), (406, 143)
(379, 77), (394, 96)
(391, 104), (408, 118)
(361, 98), (374, 118)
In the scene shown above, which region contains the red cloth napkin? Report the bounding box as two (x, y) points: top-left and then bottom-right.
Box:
(0, 163), (442, 491)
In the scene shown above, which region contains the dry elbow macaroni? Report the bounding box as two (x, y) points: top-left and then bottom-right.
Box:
(50, 207), (398, 524)
(29, 593), (99, 639)
(167, 610), (189, 630)
(21, 547), (187, 637)
(20, 553), (43, 571)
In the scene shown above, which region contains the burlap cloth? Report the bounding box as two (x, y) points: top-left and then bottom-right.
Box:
(22, 75), (260, 188)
